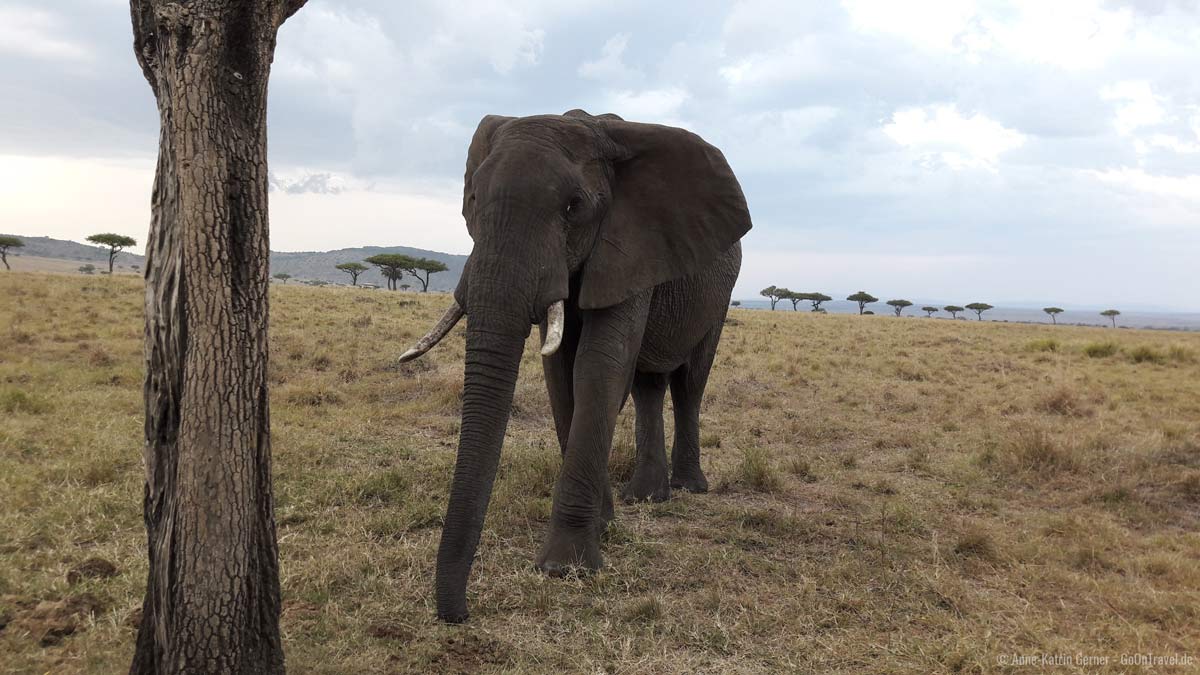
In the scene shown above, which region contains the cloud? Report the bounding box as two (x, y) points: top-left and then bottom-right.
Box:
(841, 0), (979, 53)
(578, 33), (640, 83)
(841, 0), (1134, 70)
(1102, 80), (1166, 135)
(0, 7), (89, 61)
(2, 0), (1199, 309)
(883, 104), (1026, 170)
(603, 87), (690, 125)
(1091, 167), (1200, 201)
(269, 172), (352, 195)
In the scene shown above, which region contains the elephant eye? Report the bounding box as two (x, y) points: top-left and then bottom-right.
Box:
(564, 194), (583, 220)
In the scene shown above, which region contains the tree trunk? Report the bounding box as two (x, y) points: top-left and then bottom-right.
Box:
(131, 1), (305, 672)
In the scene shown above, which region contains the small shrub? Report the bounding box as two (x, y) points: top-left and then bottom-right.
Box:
(1002, 430), (1080, 474)
(905, 447), (930, 473)
(785, 456), (817, 482)
(1070, 546), (1114, 573)
(9, 328), (36, 344)
(1024, 338), (1059, 353)
(700, 433), (722, 448)
(1167, 344), (1195, 363)
(623, 596), (665, 624)
(1, 389), (49, 414)
(1093, 485), (1134, 505)
(285, 387), (342, 407)
(80, 459), (119, 487)
(895, 364), (927, 381)
(310, 352), (334, 371)
(1082, 341), (1119, 358)
(1175, 473), (1200, 503)
(736, 447), (783, 492)
(953, 530), (996, 561)
(355, 469), (410, 505)
(1127, 345), (1166, 365)
(88, 347), (116, 367)
(871, 479), (897, 495)
(1037, 385), (1091, 417)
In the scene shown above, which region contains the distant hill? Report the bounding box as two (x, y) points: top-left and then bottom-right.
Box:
(3, 235), (465, 290)
(269, 246), (465, 290)
(3, 235), (146, 269)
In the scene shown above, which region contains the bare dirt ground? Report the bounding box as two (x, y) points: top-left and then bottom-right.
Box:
(2, 272), (1198, 673)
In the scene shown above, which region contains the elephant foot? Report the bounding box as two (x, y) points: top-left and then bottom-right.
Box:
(437, 608), (469, 624)
(621, 463), (671, 503)
(536, 523), (603, 578)
(670, 467), (709, 493)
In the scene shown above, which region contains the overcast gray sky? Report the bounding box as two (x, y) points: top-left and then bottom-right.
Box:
(1, 0), (1197, 309)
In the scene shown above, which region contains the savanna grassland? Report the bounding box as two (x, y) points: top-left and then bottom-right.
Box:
(2, 272), (1199, 674)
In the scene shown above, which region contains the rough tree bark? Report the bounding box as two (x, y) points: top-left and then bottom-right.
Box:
(130, 1), (306, 672)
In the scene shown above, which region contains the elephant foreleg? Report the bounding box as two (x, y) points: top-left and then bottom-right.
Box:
(537, 292), (650, 576)
(540, 314), (579, 456)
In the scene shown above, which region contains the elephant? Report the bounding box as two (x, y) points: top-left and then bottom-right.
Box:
(399, 109), (752, 623)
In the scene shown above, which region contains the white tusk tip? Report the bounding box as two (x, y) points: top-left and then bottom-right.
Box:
(398, 348), (421, 363)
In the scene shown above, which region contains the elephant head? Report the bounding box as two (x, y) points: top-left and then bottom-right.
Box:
(401, 109), (750, 622)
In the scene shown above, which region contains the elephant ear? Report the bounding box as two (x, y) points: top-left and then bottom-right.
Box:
(578, 121), (752, 310)
(462, 115), (515, 234)
(456, 115), (513, 305)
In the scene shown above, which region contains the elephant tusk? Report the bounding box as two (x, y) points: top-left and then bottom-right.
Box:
(399, 300), (465, 363)
(540, 300), (565, 357)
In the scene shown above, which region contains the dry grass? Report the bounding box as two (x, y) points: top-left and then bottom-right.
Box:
(3, 272), (1200, 673)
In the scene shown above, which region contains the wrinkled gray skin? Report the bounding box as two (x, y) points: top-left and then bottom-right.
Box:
(412, 109), (751, 623)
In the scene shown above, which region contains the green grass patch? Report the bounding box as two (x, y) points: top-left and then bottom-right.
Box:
(1082, 341), (1119, 358)
(1127, 345), (1166, 364)
(1024, 338), (1060, 353)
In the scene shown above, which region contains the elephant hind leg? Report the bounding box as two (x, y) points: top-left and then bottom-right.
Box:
(669, 321), (724, 493)
(621, 370), (671, 503)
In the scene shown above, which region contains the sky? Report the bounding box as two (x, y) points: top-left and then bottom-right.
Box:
(1, 1), (1198, 310)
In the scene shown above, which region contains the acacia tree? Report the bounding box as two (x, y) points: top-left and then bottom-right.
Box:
(407, 257), (449, 292)
(87, 233), (136, 274)
(365, 253), (411, 290)
(1043, 307), (1063, 324)
(966, 302), (994, 321)
(336, 261), (368, 286)
(801, 292), (831, 312)
(944, 305), (964, 319)
(385, 270), (405, 289)
(921, 306), (939, 317)
(847, 291), (878, 315)
(0, 235), (23, 270)
(273, 272), (291, 284)
(1101, 309), (1120, 328)
(383, 267), (407, 290)
(130, 1), (307, 672)
(886, 299), (913, 317)
(759, 285), (783, 310)
(778, 288), (803, 311)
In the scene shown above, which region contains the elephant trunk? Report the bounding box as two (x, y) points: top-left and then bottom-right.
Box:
(434, 263), (533, 623)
